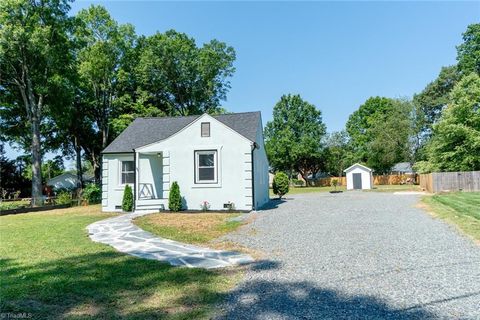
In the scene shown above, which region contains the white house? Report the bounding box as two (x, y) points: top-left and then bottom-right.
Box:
(344, 163), (373, 190)
(47, 172), (94, 190)
(101, 112), (270, 212)
(391, 162), (415, 175)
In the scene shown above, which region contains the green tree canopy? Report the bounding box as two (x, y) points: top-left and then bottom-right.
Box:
(136, 30), (236, 116)
(265, 94), (326, 183)
(457, 23), (480, 76)
(0, 0), (73, 205)
(418, 73), (480, 172)
(346, 97), (413, 173)
(323, 131), (354, 177)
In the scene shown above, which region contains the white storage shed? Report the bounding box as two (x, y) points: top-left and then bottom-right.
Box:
(344, 163), (373, 190)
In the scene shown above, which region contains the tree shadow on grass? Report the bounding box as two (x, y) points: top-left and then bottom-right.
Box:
(1, 253), (465, 320)
(0, 252), (234, 319)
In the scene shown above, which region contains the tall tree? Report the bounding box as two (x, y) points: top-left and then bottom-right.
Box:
(324, 131), (353, 177)
(136, 30), (236, 116)
(366, 99), (414, 173)
(265, 94), (327, 184)
(346, 97), (413, 173)
(346, 97), (395, 163)
(74, 5), (136, 180)
(413, 66), (461, 139)
(457, 23), (480, 76)
(417, 73), (480, 172)
(0, 0), (73, 205)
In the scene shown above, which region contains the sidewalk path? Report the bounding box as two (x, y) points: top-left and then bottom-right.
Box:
(86, 211), (253, 269)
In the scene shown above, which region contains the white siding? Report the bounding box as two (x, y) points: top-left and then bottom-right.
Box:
(134, 114), (256, 211)
(102, 153), (134, 211)
(103, 114), (270, 212)
(345, 165), (373, 190)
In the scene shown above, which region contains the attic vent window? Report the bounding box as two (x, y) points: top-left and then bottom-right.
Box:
(201, 122), (210, 137)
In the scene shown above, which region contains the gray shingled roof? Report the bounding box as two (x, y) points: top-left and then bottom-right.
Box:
(391, 162), (414, 173)
(102, 112), (261, 153)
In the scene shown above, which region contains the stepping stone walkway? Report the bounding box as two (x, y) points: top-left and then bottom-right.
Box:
(86, 211), (254, 269)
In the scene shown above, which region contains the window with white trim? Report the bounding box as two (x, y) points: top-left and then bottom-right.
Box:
(195, 150), (217, 183)
(120, 160), (134, 184)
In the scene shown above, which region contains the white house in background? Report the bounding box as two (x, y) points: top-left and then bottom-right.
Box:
(391, 162), (415, 175)
(47, 172), (94, 190)
(101, 112), (269, 212)
(344, 163), (373, 190)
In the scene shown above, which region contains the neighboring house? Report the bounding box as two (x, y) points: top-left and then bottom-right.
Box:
(46, 172), (94, 190)
(101, 112), (270, 212)
(344, 163), (373, 190)
(391, 162), (415, 175)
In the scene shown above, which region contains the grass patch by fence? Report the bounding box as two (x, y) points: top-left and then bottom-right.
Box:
(0, 205), (241, 319)
(422, 192), (480, 242)
(269, 184), (418, 197)
(0, 200), (30, 211)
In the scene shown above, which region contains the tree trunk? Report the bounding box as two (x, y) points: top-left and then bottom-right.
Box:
(75, 136), (83, 189)
(31, 113), (43, 207)
(91, 152), (101, 184)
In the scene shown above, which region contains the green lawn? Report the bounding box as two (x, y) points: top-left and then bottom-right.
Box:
(270, 184), (418, 197)
(0, 206), (240, 319)
(422, 192), (480, 242)
(134, 213), (243, 245)
(366, 184), (420, 192)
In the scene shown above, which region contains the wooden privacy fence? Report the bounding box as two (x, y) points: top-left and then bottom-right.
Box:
(311, 174), (418, 187)
(420, 171), (480, 193)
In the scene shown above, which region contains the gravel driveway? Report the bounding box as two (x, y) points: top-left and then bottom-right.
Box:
(218, 192), (480, 319)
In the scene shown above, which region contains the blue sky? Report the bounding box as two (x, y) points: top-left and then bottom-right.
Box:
(5, 1), (479, 160)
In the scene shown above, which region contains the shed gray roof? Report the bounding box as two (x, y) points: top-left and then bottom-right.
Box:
(102, 111), (261, 153)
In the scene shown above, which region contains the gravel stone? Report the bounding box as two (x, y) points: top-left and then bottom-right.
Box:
(218, 192), (480, 319)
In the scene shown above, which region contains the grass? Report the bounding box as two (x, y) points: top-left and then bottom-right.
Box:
(0, 205), (240, 319)
(0, 200), (30, 211)
(269, 184), (419, 197)
(422, 192), (480, 242)
(366, 184), (420, 192)
(134, 213), (244, 245)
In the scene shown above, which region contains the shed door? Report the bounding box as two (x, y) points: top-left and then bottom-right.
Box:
(353, 173), (362, 189)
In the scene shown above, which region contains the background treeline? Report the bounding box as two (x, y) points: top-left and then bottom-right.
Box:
(0, 0), (236, 204)
(265, 23), (480, 182)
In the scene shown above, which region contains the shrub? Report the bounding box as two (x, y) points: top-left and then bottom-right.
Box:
(169, 181), (182, 212)
(83, 183), (101, 204)
(56, 191), (72, 205)
(122, 185), (134, 212)
(331, 178), (339, 191)
(273, 172), (289, 198)
(292, 178), (304, 187)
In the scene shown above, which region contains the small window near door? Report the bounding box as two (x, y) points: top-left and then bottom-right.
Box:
(201, 122), (210, 137)
(121, 160), (134, 184)
(195, 150), (217, 183)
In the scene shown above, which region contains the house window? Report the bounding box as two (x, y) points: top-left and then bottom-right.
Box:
(195, 150), (217, 183)
(201, 122), (210, 137)
(121, 160), (134, 185)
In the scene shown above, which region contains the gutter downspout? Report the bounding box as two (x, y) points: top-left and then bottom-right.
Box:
(251, 142), (258, 210)
(133, 149), (136, 211)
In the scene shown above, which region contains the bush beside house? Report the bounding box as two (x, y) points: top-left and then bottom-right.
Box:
(169, 182), (182, 212)
(273, 172), (289, 199)
(83, 183), (101, 204)
(122, 185), (134, 212)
